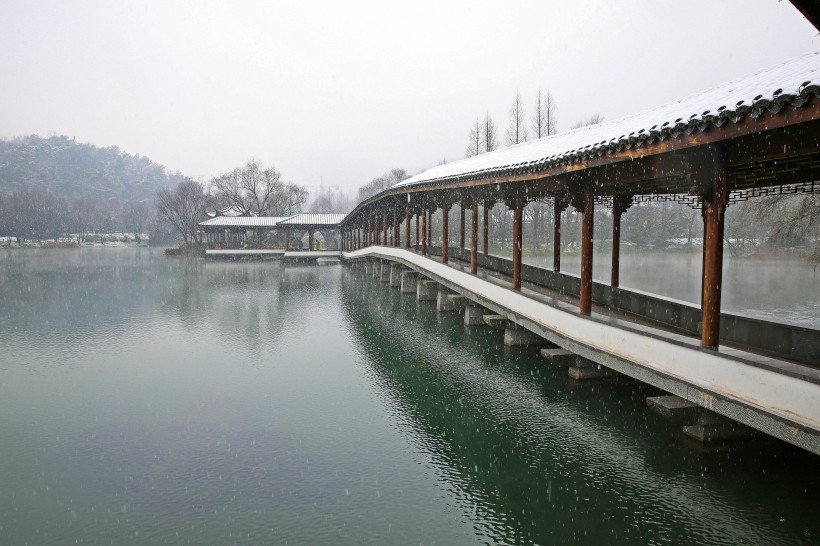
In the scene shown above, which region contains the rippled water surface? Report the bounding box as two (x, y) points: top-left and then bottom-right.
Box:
(0, 248), (817, 544)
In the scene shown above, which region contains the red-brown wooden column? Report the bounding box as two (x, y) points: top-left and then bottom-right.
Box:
(579, 185), (594, 315)
(553, 199), (563, 272)
(426, 208), (432, 249)
(405, 205), (411, 249)
(421, 196), (428, 256)
(483, 201), (490, 255)
(701, 163), (728, 349)
(367, 220), (371, 246)
(383, 212), (388, 245)
(470, 199), (478, 273)
(393, 208), (399, 247)
(415, 212), (420, 248)
(511, 194), (524, 290)
(611, 195), (631, 288)
(442, 203), (451, 264)
(459, 205), (466, 250)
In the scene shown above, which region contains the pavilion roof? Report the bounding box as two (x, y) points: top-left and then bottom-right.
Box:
(199, 216), (291, 228)
(276, 213), (347, 227)
(393, 50), (820, 191)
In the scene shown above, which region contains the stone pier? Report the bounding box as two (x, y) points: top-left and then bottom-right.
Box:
(389, 264), (404, 287)
(417, 279), (437, 301)
(568, 358), (619, 380)
(464, 305), (485, 326)
(503, 326), (548, 347)
(400, 271), (418, 294)
(437, 287), (457, 312)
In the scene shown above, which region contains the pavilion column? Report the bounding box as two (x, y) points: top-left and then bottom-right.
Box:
(383, 212), (388, 246)
(578, 185), (595, 316)
(553, 199), (565, 272)
(405, 205), (411, 249)
(426, 208), (432, 249)
(482, 201), (490, 255)
(470, 199), (478, 274)
(415, 213), (420, 248)
(441, 202), (451, 264)
(421, 196), (428, 256)
(367, 220), (371, 246)
(611, 195), (631, 288)
(511, 194), (524, 290)
(393, 208), (399, 247)
(358, 226), (362, 249)
(459, 205), (465, 250)
(308, 229), (314, 251)
(701, 159), (728, 349)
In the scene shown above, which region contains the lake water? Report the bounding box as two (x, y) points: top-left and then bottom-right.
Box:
(0, 248), (817, 544)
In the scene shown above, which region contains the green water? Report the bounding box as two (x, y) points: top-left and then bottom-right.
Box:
(0, 248), (816, 544)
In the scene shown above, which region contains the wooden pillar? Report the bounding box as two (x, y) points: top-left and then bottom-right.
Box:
(393, 208), (399, 247)
(482, 202), (490, 255)
(415, 213), (420, 248)
(611, 196), (630, 288)
(309, 229), (314, 251)
(421, 196), (428, 256)
(470, 199), (478, 274)
(426, 208), (432, 248)
(553, 199), (563, 272)
(405, 205), (411, 249)
(512, 194), (523, 290)
(442, 203), (451, 264)
(579, 185), (594, 316)
(701, 163), (728, 349)
(383, 212), (388, 245)
(459, 205), (465, 250)
(367, 220), (371, 246)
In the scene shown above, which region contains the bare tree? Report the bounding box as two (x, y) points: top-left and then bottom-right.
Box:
(505, 92), (528, 146)
(483, 112), (498, 153)
(276, 183), (308, 216)
(156, 179), (208, 245)
(466, 118), (482, 157)
(569, 113), (605, 130)
(531, 89), (558, 138)
(357, 168), (409, 201)
(211, 168), (244, 208)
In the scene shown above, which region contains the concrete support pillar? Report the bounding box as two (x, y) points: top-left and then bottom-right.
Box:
(400, 270), (418, 294)
(464, 304), (485, 326)
(380, 261), (391, 283)
(503, 326), (547, 347)
(569, 358), (618, 380)
(683, 411), (755, 442)
(417, 279), (437, 301)
(389, 263), (404, 287)
(579, 185), (594, 316)
(540, 348), (576, 366)
(470, 199), (478, 274)
(701, 162), (728, 349)
(436, 287), (457, 312)
(512, 194), (523, 290)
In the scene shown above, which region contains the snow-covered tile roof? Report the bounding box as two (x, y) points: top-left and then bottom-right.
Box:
(198, 216), (292, 228)
(277, 213), (347, 226)
(394, 50), (820, 190)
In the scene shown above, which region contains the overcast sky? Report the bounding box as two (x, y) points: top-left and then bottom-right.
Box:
(1, 0), (818, 193)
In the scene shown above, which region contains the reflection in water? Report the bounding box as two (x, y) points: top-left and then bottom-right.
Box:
(341, 266), (819, 544)
(0, 248), (816, 545)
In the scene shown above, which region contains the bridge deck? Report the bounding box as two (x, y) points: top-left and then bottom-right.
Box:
(344, 246), (820, 454)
